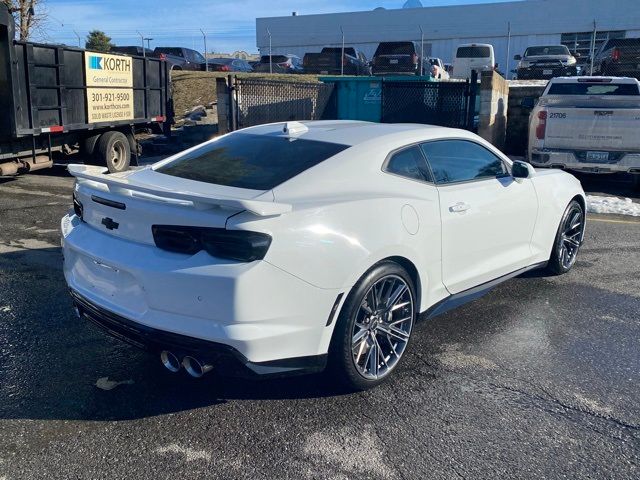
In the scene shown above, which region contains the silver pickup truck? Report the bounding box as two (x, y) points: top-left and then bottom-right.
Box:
(527, 77), (640, 190)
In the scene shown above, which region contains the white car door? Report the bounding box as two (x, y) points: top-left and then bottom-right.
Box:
(421, 140), (538, 294)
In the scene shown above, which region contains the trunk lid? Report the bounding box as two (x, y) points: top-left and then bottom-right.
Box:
(70, 165), (288, 246)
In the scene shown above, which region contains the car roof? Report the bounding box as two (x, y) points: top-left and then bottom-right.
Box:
(237, 121), (474, 147)
(549, 76), (640, 84)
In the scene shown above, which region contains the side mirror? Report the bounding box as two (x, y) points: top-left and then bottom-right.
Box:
(512, 160), (532, 179)
(514, 54), (522, 61)
(520, 97), (536, 110)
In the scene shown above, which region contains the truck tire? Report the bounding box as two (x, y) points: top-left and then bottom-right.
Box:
(96, 131), (130, 173)
(80, 133), (101, 157)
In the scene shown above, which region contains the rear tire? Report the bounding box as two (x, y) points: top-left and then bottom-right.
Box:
(96, 131), (131, 173)
(328, 261), (417, 391)
(547, 200), (585, 275)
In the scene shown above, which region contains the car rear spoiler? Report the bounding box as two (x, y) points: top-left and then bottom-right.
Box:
(67, 164), (292, 217)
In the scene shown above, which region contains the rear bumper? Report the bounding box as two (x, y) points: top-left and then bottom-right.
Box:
(61, 214), (342, 366)
(71, 290), (327, 378)
(529, 149), (640, 173)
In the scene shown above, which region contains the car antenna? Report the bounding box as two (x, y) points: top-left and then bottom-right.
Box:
(282, 121), (308, 136)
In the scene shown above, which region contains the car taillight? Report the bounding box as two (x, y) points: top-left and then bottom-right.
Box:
(612, 48), (621, 62)
(343, 55), (348, 66)
(536, 110), (547, 140)
(159, 53), (167, 61)
(412, 53), (418, 65)
(221, 65), (230, 71)
(72, 191), (83, 220)
(152, 225), (272, 262)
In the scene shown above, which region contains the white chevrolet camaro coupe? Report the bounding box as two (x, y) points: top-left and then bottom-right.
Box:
(61, 121), (586, 390)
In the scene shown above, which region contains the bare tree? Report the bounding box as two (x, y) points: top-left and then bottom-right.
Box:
(3, 0), (45, 41)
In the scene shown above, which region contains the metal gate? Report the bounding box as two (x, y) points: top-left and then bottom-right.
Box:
(233, 78), (335, 129)
(381, 74), (477, 130)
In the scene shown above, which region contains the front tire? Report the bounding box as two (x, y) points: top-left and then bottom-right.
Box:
(328, 261), (417, 391)
(547, 200), (585, 275)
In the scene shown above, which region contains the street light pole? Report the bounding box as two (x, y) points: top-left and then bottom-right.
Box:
(340, 26), (345, 76)
(419, 26), (424, 76)
(200, 29), (208, 71)
(267, 28), (272, 74)
(136, 31), (145, 59)
(590, 20), (597, 75)
(505, 21), (511, 79)
(73, 29), (81, 48)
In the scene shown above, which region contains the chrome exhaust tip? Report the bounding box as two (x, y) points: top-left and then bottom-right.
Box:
(160, 350), (181, 373)
(182, 356), (213, 378)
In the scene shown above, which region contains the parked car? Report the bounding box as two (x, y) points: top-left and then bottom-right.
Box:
(427, 57), (450, 80)
(253, 54), (303, 73)
(593, 38), (640, 79)
(525, 76), (640, 190)
(207, 57), (253, 72)
(515, 45), (578, 80)
(452, 43), (495, 79)
(110, 46), (155, 57)
(63, 120), (586, 390)
(303, 47), (370, 75)
(153, 47), (207, 71)
(371, 41), (425, 75)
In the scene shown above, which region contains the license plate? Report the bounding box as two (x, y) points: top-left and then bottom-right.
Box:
(390, 59), (399, 64)
(586, 151), (609, 162)
(543, 69), (553, 75)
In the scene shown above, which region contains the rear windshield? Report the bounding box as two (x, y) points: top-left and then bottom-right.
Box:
(155, 133), (349, 190)
(260, 55), (288, 63)
(603, 39), (640, 49)
(456, 46), (491, 58)
(547, 82), (640, 96)
(375, 42), (416, 56)
(155, 48), (183, 57)
(525, 46), (570, 56)
(210, 58), (233, 65)
(322, 47), (357, 57)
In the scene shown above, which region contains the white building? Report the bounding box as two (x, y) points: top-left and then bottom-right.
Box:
(256, 0), (640, 75)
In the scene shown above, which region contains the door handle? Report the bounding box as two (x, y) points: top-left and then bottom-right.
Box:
(449, 202), (471, 213)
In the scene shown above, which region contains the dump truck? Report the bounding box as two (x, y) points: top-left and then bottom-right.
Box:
(0, 3), (172, 176)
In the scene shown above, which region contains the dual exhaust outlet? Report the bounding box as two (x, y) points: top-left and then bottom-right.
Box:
(160, 350), (213, 378)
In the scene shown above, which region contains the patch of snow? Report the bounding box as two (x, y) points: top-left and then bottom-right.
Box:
(155, 444), (211, 462)
(587, 195), (640, 217)
(95, 377), (134, 391)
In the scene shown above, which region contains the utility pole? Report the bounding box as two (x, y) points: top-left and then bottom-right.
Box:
(136, 31), (145, 59)
(419, 25), (424, 76)
(200, 29), (208, 71)
(340, 26), (345, 76)
(73, 29), (81, 48)
(267, 28), (272, 74)
(505, 22), (511, 79)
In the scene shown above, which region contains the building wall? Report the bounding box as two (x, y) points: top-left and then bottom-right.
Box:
(257, 0), (640, 73)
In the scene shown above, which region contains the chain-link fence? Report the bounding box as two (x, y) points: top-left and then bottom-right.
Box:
(381, 80), (475, 129)
(234, 78), (335, 129)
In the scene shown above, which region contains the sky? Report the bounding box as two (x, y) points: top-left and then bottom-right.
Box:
(37, 0), (521, 54)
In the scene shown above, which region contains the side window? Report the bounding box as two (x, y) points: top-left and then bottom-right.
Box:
(384, 146), (432, 182)
(193, 51), (206, 63)
(421, 140), (507, 185)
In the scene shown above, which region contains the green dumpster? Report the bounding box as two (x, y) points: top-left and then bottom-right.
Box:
(320, 76), (436, 123)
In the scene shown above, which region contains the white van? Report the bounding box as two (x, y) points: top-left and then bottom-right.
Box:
(452, 43), (495, 79)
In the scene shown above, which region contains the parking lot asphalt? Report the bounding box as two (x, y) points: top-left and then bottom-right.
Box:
(0, 165), (638, 480)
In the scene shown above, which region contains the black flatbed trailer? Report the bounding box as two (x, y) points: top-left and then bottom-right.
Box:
(0, 4), (172, 175)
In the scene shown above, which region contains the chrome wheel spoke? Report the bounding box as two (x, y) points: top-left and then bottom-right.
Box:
(351, 274), (414, 380)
